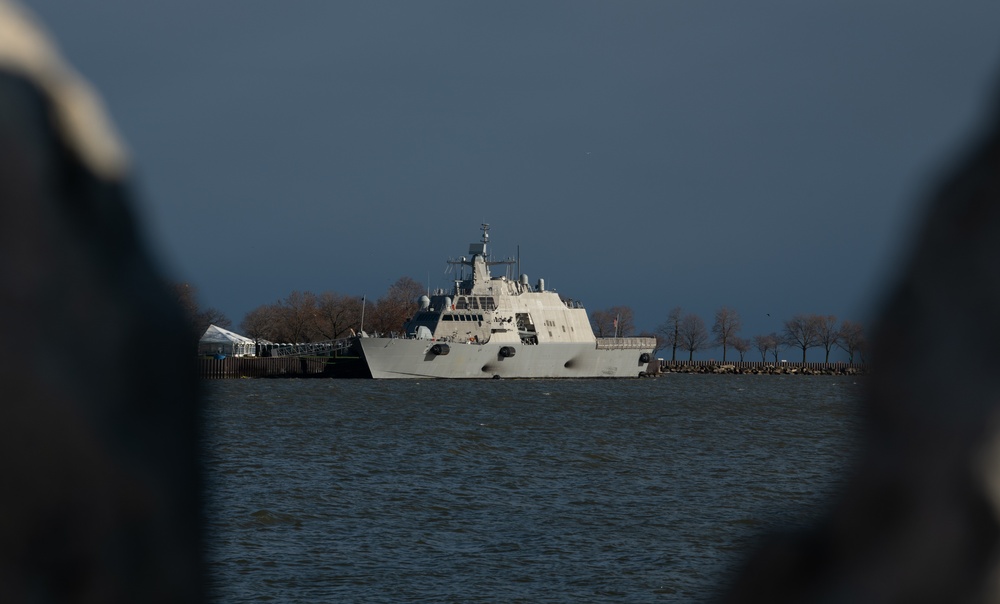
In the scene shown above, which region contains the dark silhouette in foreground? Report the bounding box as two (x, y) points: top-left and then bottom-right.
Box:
(718, 77), (1000, 602)
(0, 3), (202, 602)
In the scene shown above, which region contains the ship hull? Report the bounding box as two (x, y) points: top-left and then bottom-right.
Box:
(355, 338), (654, 379)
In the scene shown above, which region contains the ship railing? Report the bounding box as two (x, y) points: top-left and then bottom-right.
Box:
(594, 337), (657, 350)
(396, 332), (488, 345)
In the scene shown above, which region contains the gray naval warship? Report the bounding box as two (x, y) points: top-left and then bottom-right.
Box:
(351, 224), (657, 379)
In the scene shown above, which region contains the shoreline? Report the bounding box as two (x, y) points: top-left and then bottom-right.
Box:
(657, 360), (868, 375)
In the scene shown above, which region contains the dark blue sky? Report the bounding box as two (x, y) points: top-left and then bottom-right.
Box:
(23, 1), (1000, 360)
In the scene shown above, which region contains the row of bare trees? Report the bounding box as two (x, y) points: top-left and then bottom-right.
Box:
(654, 307), (868, 364)
(781, 313), (867, 363)
(174, 278), (425, 345)
(238, 277), (425, 344)
(590, 306), (636, 337)
(180, 280), (867, 363)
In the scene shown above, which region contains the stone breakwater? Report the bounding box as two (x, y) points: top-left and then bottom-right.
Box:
(658, 361), (868, 376)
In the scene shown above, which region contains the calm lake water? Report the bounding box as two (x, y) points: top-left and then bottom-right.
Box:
(202, 375), (866, 603)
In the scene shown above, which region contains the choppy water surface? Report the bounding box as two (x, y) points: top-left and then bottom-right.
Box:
(202, 375), (866, 602)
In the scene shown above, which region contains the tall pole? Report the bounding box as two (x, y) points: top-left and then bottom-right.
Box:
(360, 295), (366, 334)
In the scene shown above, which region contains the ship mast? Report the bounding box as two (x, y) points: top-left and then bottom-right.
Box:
(446, 223), (512, 267)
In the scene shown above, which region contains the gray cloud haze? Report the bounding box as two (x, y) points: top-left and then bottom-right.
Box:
(23, 1), (1000, 359)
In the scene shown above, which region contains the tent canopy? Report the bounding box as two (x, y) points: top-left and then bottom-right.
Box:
(199, 325), (256, 357)
(200, 324), (254, 345)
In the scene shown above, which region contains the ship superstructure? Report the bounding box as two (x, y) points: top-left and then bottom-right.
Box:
(353, 224), (656, 379)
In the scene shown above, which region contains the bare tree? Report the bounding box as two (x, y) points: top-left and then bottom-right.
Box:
(784, 313), (822, 363)
(590, 309), (615, 337)
(200, 308), (232, 330)
(315, 291), (363, 340)
(753, 334), (771, 362)
(767, 332), (784, 363)
(837, 320), (866, 364)
(712, 306), (742, 362)
(655, 306), (683, 361)
(241, 304), (280, 345)
(755, 332), (784, 363)
(174, 282), (231, 338)
(367, 277), (424, 336)
(270, 291), (319, 343)
(731, 336), (751, 362)
(590, 305), (635, 338)
(815, 315), (841, 363)
(678, 313), (709, 361)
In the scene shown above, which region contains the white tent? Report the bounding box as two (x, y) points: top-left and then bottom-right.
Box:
(198, 324), (256, 357)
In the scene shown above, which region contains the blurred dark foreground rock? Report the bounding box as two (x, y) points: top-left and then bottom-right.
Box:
(717, 76), (1000, 601)
(0, 3), (202, 602)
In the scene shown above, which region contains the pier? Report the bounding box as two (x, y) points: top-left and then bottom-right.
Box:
(198, 355), (368, 379)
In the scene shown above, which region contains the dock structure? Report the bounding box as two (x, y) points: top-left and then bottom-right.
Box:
(198, 356), (327, 378)
(197, 354), (369, 379)
(270, 337), (354, 357)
